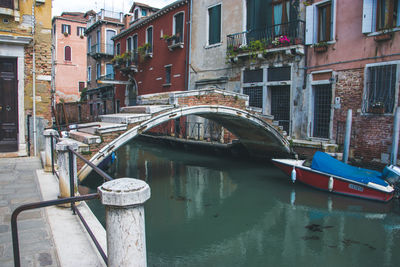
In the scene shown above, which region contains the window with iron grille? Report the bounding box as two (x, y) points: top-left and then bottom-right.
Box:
(364, 63), (397, 114)
(243, 68), (263, 83)
(243, 87), (263, 108)
(268, 66), (291, 81)
(313, 84), (332, 138)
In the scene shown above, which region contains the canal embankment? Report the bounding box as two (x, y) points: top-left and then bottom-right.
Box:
(0, 157), (106, 267)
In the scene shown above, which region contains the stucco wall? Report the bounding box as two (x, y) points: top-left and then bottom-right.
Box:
(53, 17), (87, 102)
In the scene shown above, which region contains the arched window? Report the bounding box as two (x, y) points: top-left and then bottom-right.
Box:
(64, 46), (71, 61)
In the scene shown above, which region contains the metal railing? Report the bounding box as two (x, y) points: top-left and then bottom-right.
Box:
(12, 135), (114, 267)
(227, 20), (305, 52)
(90, 43), (114, 56)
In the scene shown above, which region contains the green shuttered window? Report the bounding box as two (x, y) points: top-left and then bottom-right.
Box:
(208, 4), (221, 45)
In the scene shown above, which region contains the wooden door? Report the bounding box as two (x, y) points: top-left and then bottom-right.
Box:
(0, 58), (18, 152)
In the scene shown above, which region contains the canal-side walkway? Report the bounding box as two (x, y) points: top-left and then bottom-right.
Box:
(0, 157), (106, 267)
(0, 157), (59, 267)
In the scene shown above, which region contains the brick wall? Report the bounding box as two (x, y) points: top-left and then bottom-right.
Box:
(333, 68), (398, 167)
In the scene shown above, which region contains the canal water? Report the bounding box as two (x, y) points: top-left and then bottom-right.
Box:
(81, 139), (400, 267)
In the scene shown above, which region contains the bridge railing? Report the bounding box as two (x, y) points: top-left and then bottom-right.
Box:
(13, 130), (151, 266)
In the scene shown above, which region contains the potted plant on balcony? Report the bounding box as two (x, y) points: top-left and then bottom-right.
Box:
(138, 43), (152, 60)
(111, 55), (124, 68)
(314, 41), (328, 52)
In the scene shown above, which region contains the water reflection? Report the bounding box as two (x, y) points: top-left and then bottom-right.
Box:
(81, 139), (400, 267)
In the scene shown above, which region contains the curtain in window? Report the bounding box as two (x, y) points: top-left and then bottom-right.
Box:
(274, 4), (283, 35)
(208, 5), (221, 45)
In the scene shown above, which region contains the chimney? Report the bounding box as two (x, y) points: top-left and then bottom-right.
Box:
(124, 14), (132, 30)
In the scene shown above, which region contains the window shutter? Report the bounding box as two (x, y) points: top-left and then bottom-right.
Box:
(305, 5), (314, 45)
(362, 0), (374, 33)
(64, 46), (71, 61)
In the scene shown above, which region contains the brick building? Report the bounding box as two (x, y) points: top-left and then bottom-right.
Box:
(0, 0), (52, 156)
(52, 12), (88, 103)
(84, 9), (124, 119)
(112, 0), (188, 108)
(306, 0), (400, 166)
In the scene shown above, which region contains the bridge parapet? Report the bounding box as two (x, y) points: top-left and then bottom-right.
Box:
(137, 88), (249, 109)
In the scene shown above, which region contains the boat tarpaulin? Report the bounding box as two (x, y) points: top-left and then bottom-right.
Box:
(311, 151), (387, 186)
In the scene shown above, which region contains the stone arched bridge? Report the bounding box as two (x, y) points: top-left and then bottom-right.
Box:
(67, 88), (292, 180)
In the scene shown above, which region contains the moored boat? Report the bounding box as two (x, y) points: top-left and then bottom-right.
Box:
(272, 151), (394, 202)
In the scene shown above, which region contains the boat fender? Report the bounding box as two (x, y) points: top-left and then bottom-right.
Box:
(328, 176), (334, 192)
(291, 167), (296, 183)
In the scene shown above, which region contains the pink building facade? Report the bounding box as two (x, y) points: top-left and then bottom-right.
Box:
(305, 0), (400, 166)
(52, 12), (88, 103)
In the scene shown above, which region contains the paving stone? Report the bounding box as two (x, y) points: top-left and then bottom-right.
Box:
(0, 158), (59, 267)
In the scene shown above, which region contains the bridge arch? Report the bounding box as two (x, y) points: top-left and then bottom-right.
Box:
(78, 105), (292, 180)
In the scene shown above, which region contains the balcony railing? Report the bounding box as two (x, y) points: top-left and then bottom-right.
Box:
(98, 73), (115, 81)
(89, 43), (114, 57)
(87, 9), (123, 29)
(114, 52), (139, 73)
(227, 20), (305, 56)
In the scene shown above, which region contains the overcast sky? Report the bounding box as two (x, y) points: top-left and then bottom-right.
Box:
(52, 0), (176, 17)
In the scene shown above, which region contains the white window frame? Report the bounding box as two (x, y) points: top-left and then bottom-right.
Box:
(308, 70), (335, 139)
(362, 0), (400, 35)
(61, 24), (71, 34)
(146, 26), (154, 54)
(173, 11), (185, 43)
(362, 61), (400, 115)
(105, 28), (116, 55)
(96, 63), (101, 79)
(87, 66), (91, 81)
(241, 64), (293, 134)
(206, 2), (222, 48)
(64, 46), (72, 61)
(132, 34), (138, 52)
(305, 0), (336, 45)
(126, 36), (132, 53)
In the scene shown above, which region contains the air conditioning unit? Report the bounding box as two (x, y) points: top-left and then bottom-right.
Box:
(36, 0), (46, 5)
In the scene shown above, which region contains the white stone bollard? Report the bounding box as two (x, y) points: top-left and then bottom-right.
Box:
(98, 178), (151, 267)
(56, 140), (79, 199)
(43, 129), (58, 172)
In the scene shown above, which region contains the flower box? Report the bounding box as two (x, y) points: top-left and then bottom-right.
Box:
(374, 33), (392, 42)
(314, 45), (328, 53)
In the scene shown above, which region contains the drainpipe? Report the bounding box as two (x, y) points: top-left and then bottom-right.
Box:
(187, 0), (193, 91)
(390, 107), (400, 165)
(32, 2), (37, 156)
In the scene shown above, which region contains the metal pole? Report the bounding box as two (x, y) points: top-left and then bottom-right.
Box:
(51, 135), (54, 174)
(68, 149), (76, 214)
(391, 107), (400, 165)
(343, 109), (352, 164)
(32, 3), (37, 157)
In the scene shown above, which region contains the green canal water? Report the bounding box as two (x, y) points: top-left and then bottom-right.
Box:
(81, 139), (400, 267)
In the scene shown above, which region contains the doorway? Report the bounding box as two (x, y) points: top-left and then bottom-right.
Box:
(270, 85), (290, 133)
(313, 84), (332, 138)
(0, 57), (18, 152)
